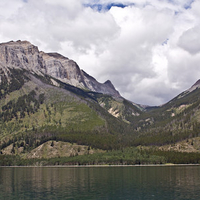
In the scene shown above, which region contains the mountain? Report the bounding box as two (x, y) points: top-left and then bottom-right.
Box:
(130, 83), (200, 147)
(0, 40), (120, 97)
(0, 40), (142, 155)
(0, 40), (200, 165)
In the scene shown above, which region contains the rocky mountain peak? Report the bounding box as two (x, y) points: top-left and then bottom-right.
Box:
(104, 80), (115, 90)
(0, 40), (32, 46)
(0, 40), (121, 97)
(0, 40), (39, 55)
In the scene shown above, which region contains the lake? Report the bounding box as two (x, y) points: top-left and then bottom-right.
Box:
(0, 165), (200, 200)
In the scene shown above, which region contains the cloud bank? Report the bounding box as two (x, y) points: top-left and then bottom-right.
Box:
(0, 0), (200, 105)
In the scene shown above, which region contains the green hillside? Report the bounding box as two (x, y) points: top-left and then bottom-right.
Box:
(1, 67), (200, 165)
(129, 87), (200, 146)
(0, 68), (134, 153)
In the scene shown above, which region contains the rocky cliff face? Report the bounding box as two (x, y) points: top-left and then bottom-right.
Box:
(187, 79), (200, 93)
(0, 40), (120, 97)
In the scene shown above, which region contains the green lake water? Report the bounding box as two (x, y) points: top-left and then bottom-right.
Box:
(0, 165), (200, 200)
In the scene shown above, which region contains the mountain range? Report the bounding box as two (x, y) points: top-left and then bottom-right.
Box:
(0, 40), (200, 165)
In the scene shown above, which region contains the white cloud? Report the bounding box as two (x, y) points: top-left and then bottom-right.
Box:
(0, 0), (24, 19)
(190, 0), (200, 17)
(43, 0), (82, 19)
(0, 0), (200, 105)
(88, 4), (176, 105)
(178, 26), (200, 54)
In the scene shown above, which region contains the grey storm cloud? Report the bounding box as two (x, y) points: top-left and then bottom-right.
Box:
(0, 0), (200, 105)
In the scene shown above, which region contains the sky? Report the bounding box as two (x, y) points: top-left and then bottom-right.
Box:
(0, 0), (200, 105)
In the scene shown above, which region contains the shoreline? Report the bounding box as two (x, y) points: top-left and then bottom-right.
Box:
(1, 163), (200, 168)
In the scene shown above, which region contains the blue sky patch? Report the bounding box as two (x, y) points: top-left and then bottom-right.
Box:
(167, 0), (195, 10)
(84, 2), (134, 12)
(183, 0), (195, 9)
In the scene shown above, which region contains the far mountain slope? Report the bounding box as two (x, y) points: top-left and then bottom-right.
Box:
(131, 83), (200, 146)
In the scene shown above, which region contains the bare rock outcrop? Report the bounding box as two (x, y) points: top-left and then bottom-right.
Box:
(0, 40), (121, 97)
